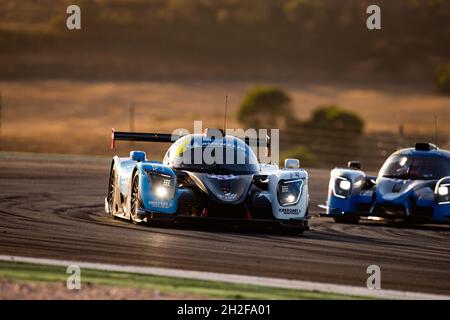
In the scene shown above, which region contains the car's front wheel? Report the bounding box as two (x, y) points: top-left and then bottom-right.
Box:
(130, 172), (142, 225)
(107, 167), (117, 217)
(334, 215), (360, 224)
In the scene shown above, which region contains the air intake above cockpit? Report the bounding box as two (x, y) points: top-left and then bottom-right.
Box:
(415, 142), (438, 151)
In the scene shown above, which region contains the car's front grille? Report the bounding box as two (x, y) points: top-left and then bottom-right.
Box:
(379, 204), (405, 215)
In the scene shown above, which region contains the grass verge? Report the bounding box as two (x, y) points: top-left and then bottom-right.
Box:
(0, 260), (364, 300)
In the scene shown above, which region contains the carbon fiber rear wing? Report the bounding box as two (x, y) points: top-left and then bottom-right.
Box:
(111, 128), (181, 149)
(111, 128), (270, 152)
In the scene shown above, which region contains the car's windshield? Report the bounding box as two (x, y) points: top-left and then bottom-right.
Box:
(172, 139), (260, 175)
(379, 154), (450, 180)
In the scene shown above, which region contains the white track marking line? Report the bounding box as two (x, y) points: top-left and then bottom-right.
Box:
(0, 255), (448, 300)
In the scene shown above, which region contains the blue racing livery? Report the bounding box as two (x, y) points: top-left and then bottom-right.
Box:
(105, 128), (310, 233)
(324, 143), (450, 224)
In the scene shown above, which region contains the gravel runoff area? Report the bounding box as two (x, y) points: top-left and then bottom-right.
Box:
(0, 278), (208, 300)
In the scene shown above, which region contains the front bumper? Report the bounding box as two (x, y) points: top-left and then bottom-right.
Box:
(139, 210), (309, 232)
(325, 200), (450, 224)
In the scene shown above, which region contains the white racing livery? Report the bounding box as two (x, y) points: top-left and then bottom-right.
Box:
(106, 128), (310, 233)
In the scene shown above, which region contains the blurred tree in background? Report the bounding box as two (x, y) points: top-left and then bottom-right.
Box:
(238, 88), (366, 167)
(280, 145), (317, 167)
(1, 0), (449, 81)
(0, 0), (447, 167)
(291, 105), (365, 167)
(303, 106), (364, 133)
(237, 86), (293, 129)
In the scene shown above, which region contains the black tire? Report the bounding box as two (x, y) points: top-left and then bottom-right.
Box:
(334, 215), (360, 224)
(130, 172), (142, 225)
(107, 167), (117, 217)
(281, 220), (306, 236)
(281, 228), (304, 236)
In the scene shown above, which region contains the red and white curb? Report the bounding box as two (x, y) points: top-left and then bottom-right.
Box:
(0, 255), (448, 300)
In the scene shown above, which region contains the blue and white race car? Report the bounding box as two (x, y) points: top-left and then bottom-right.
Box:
(105, 128), (310, 233)
(324, 143), (450, 224)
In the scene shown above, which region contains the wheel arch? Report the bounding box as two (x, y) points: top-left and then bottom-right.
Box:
(107, 158), (116, 195)
(125, 165), (141, 218)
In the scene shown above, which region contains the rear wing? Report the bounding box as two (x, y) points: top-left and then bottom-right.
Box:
(111, 128), (270, 155)
(111, 128), (181, 149)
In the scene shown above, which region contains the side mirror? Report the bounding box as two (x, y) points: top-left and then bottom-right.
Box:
(130, 151), (146, 162)
(347, 161), (361, 170)
(285, 158), (300, 169)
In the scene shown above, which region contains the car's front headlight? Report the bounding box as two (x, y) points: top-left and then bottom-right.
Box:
(277, 179), (303, 206)
(146, 172), (175, 200)
(339, 179), (351, 191)
(438, 186), (449, 196)
(436, 184), (450, 204)
(333, 177), (352, 198)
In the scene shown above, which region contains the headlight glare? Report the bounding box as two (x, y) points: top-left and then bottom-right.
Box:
(333, 177), (352, 198)
(339, 180), (351, 191)
(438, 186), (449, 196)
(146, 171), (175, 200)
(277, 179), (303, 206)
(155, 186), (169, 198)
(285, 194), (296, 203)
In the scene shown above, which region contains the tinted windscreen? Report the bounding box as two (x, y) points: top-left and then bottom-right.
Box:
(379, 154), (450, 180)
(173, 144), (259, 174)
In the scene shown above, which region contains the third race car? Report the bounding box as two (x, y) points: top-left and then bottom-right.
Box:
(323, 142), (450, 224)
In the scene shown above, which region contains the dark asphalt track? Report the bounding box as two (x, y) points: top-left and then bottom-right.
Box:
(0, 154), (449, 295)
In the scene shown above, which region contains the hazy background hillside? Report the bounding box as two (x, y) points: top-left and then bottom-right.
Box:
(1, 0), (449, 81)
(0, 0), (449, 169)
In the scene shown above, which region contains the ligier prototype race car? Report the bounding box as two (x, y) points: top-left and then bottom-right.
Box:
(324, 143), (450, 224)
(105, 128), (310, 232)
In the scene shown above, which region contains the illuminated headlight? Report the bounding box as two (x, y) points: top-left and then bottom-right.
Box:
(285, 194), (296, 203)
(334, 177), (352, 198)
(146, 172), (175, 200)
(277, 179), (303, 206)
(155, 186), (169, 199)
(339, 180), (351, 191)
(436, 184), (450, 204)
(438, 186), (449, 196)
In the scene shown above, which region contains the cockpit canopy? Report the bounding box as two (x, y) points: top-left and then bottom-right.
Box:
(379, 153), (450, 180)
(163, 134), (260, 174)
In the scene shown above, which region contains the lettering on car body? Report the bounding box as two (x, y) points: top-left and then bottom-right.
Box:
(279, 208), (300, 214)
(149, 200), (171, 208)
